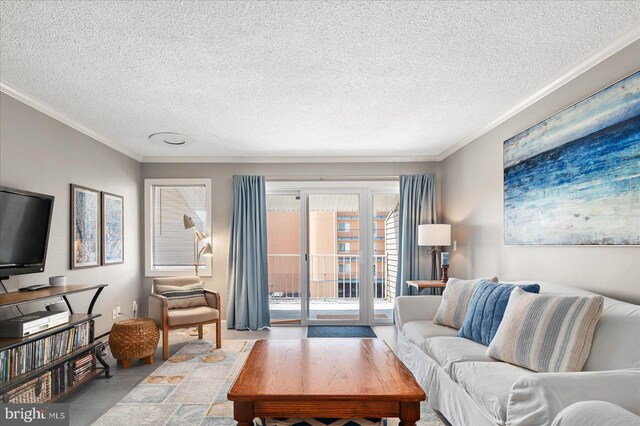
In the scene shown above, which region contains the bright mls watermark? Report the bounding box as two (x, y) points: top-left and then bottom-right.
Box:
(2, 404), (68, 425)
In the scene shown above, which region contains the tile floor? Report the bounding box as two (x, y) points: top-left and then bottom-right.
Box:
(63, 324), (437, 426)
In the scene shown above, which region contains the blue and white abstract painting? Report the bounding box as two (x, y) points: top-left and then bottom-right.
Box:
(504, 71), (640, 245)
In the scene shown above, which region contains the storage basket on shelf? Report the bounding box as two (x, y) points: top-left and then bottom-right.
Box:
(109, 318), (159, 368)
(2, 371), (52, 403)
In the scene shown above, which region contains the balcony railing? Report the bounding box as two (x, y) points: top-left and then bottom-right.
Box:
(267, 254), (390, 302)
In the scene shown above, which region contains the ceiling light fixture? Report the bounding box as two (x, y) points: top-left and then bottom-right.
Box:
(148, 132), (188, 146)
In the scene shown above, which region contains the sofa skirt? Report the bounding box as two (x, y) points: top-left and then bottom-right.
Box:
(398, 333), (501, 426)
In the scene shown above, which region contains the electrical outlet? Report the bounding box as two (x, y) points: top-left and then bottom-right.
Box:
(132, 301), (138, 318)
(112, 309), (117, 320)
(116, 306), (120, 317)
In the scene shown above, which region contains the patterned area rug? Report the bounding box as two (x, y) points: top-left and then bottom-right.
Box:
(93, 339), (444, 426)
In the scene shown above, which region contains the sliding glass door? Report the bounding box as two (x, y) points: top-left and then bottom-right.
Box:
(266, 182), (399, 325)
(266, 193), (303, 324)
(307, 192), (362, 323)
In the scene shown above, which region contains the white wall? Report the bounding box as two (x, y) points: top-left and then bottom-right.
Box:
(0, 93), (143, 334)
(441, 41), (640, 303)
(141, 162), (441, 318)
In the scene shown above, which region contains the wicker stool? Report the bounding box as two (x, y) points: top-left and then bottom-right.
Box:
(109, 318), (159, 368)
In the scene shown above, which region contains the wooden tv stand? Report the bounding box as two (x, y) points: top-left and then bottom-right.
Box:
(0, 284), (111, 402)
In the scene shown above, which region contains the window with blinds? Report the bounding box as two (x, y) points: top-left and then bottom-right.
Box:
(145, 179), (211, 275)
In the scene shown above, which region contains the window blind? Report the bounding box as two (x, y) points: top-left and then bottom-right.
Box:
(151, 185), (206, 269)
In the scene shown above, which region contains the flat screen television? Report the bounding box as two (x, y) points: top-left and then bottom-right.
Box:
(0, 186), (55, 279)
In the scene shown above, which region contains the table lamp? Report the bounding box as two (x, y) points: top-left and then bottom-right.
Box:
(418, 224), (451, 283)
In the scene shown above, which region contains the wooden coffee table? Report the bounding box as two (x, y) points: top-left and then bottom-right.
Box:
(228, 339), (426, 425)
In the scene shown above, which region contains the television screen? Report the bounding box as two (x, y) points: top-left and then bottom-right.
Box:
(0, 187), (54, 277)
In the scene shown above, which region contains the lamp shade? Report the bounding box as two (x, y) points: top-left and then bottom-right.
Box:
(194, 229), (206, 241)
(201, 242), (213, 257)
(183, 214), (195, 229)
(418, 224), (451, 246)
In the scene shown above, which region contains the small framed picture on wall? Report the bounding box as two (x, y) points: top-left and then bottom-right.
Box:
(71, 184), (101, 269)
(101, 192), (124, 265)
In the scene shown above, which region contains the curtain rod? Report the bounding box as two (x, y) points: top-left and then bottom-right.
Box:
(265, 175), (400, 182)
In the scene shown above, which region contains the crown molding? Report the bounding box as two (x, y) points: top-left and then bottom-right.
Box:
(437, 24), (640, 161)
(140, 155), (440, 163)
(0, 81), (143, 162)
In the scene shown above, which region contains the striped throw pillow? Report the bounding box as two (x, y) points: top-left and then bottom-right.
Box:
(155, 282), (207, 309)
(487, 287), (604, 372)
(433, 277), (499, 329)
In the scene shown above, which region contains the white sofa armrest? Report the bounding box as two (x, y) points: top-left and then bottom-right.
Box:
(507, 369), (640, 426)
(552, 401), (640, 426)
(394, 295), (442, 331)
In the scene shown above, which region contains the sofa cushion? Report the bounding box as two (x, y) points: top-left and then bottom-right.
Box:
(167, 306), (219, 327)
(487, 288), (604, 372)
(423, 337), (498, 374)
(401, 321), (458, 350)
(457, 281), (540, 346)
(433, 277), (498, 329)
(450, 361), (530, 423)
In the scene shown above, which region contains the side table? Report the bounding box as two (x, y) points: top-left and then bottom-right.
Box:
(406, 280), (447, 295)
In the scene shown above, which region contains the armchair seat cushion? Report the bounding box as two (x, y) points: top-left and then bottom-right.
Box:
(167, 306), (219, 327)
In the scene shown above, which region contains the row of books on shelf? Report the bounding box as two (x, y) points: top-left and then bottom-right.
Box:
(51, 352), (94, 395)
(0, 322), (92, 382)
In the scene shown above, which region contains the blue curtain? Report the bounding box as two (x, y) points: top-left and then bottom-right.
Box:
(396, 174), (438, 296)
(226, 175), (271, 330)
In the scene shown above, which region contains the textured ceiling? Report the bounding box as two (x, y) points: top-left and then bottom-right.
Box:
(1, 1), (639, 161)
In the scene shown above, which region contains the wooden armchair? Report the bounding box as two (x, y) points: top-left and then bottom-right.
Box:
(149, 276), (222, 360)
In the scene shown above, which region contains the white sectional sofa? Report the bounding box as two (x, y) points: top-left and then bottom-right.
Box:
(395, 281), (640, 426)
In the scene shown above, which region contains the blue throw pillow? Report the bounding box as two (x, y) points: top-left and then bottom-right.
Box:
(457, 280), (540, 346)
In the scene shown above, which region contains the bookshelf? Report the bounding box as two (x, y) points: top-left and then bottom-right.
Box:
(0, 284), (111, 403)
(0, 314), (100, 351)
